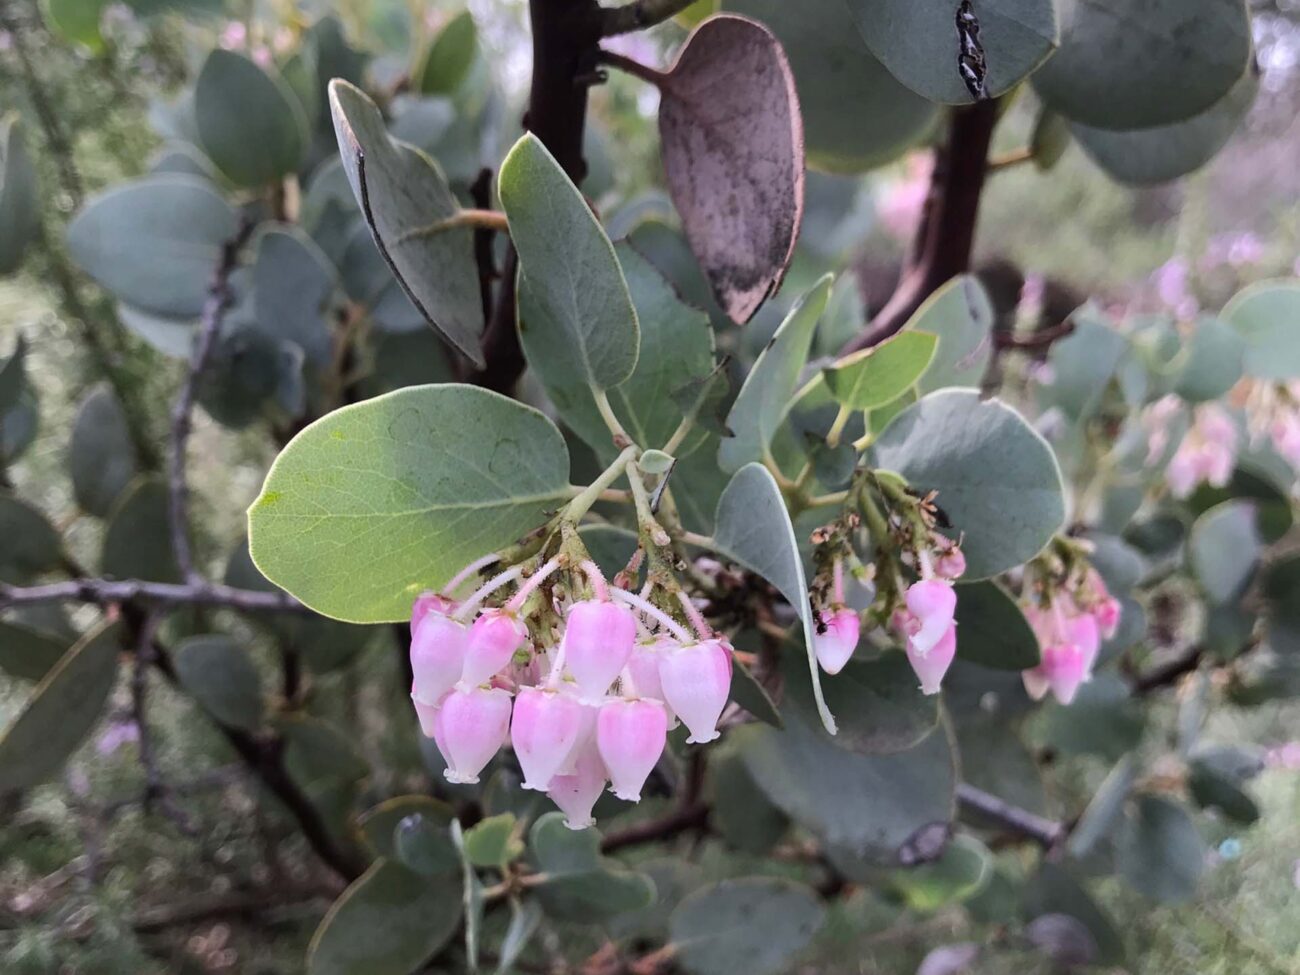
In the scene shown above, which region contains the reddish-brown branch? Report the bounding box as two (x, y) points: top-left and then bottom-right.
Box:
(842, 100), (1000, 354)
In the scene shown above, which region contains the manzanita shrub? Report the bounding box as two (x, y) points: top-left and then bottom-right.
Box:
(2, 0), (1299, 971)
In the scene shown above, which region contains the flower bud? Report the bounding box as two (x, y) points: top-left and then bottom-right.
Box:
(934, 546), (967, 580)
(659, 639), (731, 744)
(547, 738), (607, 830)
(410, 612), (468, 706)
(813, 608), (860, 675)
(439, 686), (512, 784)
(905, 621), (956, 695)
(411, 591), (455, 637)
(511, 687), (585, 792)
(562, 600), (637, 702)
(904, 579), (957, 655)
(596, 698), (668, 801)
(461, 609), (528, 687)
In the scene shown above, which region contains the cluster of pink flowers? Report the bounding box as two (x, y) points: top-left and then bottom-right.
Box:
(408, 559), (731, 830)
(813, 537), (966, 697)
(1020, 568), (1121, 705)
(1146, 397), (1239, 498)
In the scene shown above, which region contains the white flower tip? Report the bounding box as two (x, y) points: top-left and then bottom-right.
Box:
(444, 770), (480, 785)
(920, 683), (942, 696)
(685, 731), (721, 745)
(562, 817), (595, 831)
(520, 779), (551, 792)
(610, 787), (641, 802)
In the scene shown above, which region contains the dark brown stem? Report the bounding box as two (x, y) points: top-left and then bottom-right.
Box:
(842, 100), (1000, 354)
(1134, 647), (1204, 695)
(130, 615), (196, 835)
(469, 167), (499, 331)
(597, 49), (668, 86)
(600, 801), (709, 853)
(169, 220), (255, 584)
(471, 0), (602, 393)
(956, 782), (1064, 849)
(994, 318), (1077, 350)
(0, 578), (308, 613)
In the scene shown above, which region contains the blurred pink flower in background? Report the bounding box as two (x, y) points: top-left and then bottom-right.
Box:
(878, 153), (933, 241)
(1167, 404), (1239, 497)
(1150, 257), (1199, 319)
(97, 718), (141, 756)
(219, 21), (247, 50)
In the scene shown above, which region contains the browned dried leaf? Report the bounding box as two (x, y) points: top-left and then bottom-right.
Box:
(658, 14), (804, 324)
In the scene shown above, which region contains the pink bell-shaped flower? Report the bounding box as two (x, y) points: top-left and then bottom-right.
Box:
(1041, 643), (1089, 705)
(461, 609), (528, 687)
(511, 687), (585, 791)
(1092, 596), (1121, 640)
(903, 579), (957, 655)
(410, 612), (469, 706)
(906, 621), (956, 695)
(813, 608), (860, 675)
(626, 638), (671, 703)
(412, 696), (441, 738)
(935, 545), (967, 581)
(1066, 611), (1101, 675)
(547, 737), (608, 830)
(562, 600), (637, 702)
(411, 591), (455, 637)
(554, 698), (599, 776)
(439, 686), (512, 784)
(1021, 665), (1051, 701)
(659, 639), (731, 744)
(596, 698), (668, 801)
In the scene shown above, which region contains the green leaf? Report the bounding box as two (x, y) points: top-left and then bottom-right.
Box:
(521, 243), (713, 457)
(669, 878), (824, 975)
(905, 275), (994, 394)
(116, 303), (193, 359)
(607, 858), (704, 942)
(248, 384), (570, 623)
(1222, 278), (1300, 380)
(0, 621), (68, 682)
(0, 492), (62, 584)
(782, 652), (938, 754)
(173, 634), (263, 731)
(67, 175), (238, 318)
(1032, 0), (1251, 130)
(1030, 673), (1144, 762)
(1069, 755), (1137, 859)
(463, 812), (523, 868)
(873, 390), (1065, 579)
(1070, 64), (1258, 186)
(1187, 763), (1259, 825)
(1030, 108), (1071, 171)
(843, 0), (1058, 104)
(328, 80), (485, 366)
(956, 715), (1046, 819)
(728, 653), (782, 728)
(195, 49), (307, 187)
(708, 746), (789, 854)
(713, 463), (836, 734)
(252, 225), (336, 366)
(502, 134), (639, 391)
(1039, 308), (1128, 421)
(888, 834), (992, 911)
(0, 117), (42, 274)
(727, 0), (938, 173)
(528, 813), (656, 920)
(42, 0), (106, 51)
(279, 714), (369, 837)
(0, 621), (121, 795)
(1261, 553), (1300, 656)
(736, 711), (955, 860)
(719, 275), (830, 472)
(1172, 316), (1247, 403)
(823, 331), (938, 411)
(307, 860), (463, 975)
(658, 15), (802, 323)
(69, 384), (139, 517)
(1022, 864), (1126, 965)
(1188, 500), (1261, 605)
(101, 477), (180, 583)
(1118, 796), (1205, 904)
(953, 581), (1040, 670)
(356, 795), (455, 865)
(414, 10), (478, 95)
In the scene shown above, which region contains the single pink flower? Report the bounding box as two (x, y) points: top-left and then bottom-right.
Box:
(658, 639), (731, 744)
(902, 579), (958, 655)
(410, 611), (468, 705)
(596, 698), (668, 801)
(561, 600), (637, 702)
(935, 545), (967, 581)
(411, 591), (456, 636)
(1041, 643), (1089, 704)
(461, 609), (528, 687)
(439, 686), (512, 784)
(547, 737), (607, 830)
(510, 687), (585, 792)
(813, 608), (860, 675)
(906, 622), (957, 695)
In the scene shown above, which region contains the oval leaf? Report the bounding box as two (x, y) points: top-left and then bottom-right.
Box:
(69, 384), (139, 517)
(329, 80), (485, 366)
(953, 580), (1040, 670)
(906, 275), (994, 394)
(195, 49), (308, 188)
(0, 493), (62, 583)
(414, 10), (478, 95)
(713, 463), (836, 733)
(669, 878), (824, 975)
(248, 384), (571, 623)
(659, 15), (803, 324)
(0, 117), (41, 274)
(844, 0), (1059, 104)
(101, 477), (181, 583)
(67, 175), (238, 319)
(0, 621), (68, 682)
(501, 133), (639, 390)
(1118, 795), (1205, 904)
(173, 634), (264, 731)
(824, 331), (938, 410)
(1222, 278), (1300, 380)
(872, 390), (1065, 578)
(1188, 500), (1261, 605)
(1032, 0), (1251, 130)
(0, 621), (122, 795)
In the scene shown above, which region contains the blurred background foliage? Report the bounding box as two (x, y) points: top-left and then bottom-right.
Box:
(1, 0), (1300, 972)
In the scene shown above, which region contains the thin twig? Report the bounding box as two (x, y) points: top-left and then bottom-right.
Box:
(600, 0), (698, 36)
(600, 800), (709, 853)
(169, 219), (256, 584)
(597, 48), (669, 86)
(0, 577), (308, 613)
(130, 614), (197, 835)
(956, 782), (1065, 848)
(993, 319), (1076, 350)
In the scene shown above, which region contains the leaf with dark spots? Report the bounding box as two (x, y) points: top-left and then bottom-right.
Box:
(658, 15), (804, 324)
